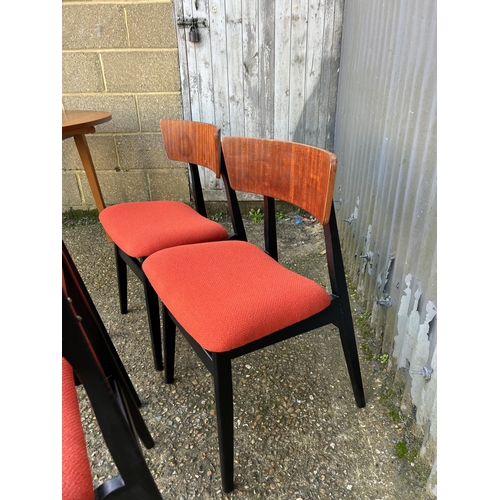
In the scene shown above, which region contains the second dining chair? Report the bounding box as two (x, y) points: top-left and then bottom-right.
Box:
(62, 241), (161, 499)
(99, 120), (246, 371)
(63, 286), (162, 499)
(142, 136), (366, 493)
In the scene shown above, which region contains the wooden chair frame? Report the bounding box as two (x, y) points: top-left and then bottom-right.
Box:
(63, 241), (143, 412)
(148, 137), (366, 493)
(106, 121), (246, 372)
(63, 242), (162, 499)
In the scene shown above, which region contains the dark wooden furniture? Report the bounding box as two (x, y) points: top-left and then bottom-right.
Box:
(62, 241), (143, 410)
(98, 120), (246, 371)
(142, 136), (366, 492)
(62, 242), (162, 500)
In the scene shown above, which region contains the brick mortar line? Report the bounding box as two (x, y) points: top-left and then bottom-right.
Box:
(63, 48), (178, 53)
(112, 135), (122, 171)
(64, 167), (187, 170)
(77, 131), (164, 135)
(123, 6), (131, 46)
(134, 95), (142, 133)
(76, 133), (184, 138)
(75, 172), (85, 205)
(98, 53), (108, 91)
(62, 91), (181, 96)
(63, 1), (173, 5)
(146, 171), (152, 199)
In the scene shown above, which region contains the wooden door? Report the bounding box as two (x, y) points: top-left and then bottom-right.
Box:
(174, 0), (344, 200)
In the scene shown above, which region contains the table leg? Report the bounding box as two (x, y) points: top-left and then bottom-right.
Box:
(72, 134), (111, 241)
(73, 134), (106, 213)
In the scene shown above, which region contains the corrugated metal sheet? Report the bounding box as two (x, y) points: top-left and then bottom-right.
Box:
(333, 0), (437, 493)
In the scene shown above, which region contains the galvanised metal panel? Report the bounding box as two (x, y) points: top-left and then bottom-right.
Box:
(333, 0), (436, 493)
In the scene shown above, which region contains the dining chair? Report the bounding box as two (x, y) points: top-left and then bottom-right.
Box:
(63, 248), (162, 500)
(142, 136), (366, 493)
(63, 241), (143, 411)
(99, 120), (246, 372)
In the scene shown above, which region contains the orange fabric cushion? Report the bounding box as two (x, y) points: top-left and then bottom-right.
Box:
(142, 240), (331, 352)
(62, 358), (94, 500)
(99, 201), (229, 257)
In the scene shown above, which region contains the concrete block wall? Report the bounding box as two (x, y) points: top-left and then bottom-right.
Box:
(62, 0), (187, 211)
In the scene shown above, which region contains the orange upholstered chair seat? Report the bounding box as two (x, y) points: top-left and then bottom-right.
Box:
(142, 240), (332, 352)
(62, 357), (94, 500)
(99, 201), (229, 258)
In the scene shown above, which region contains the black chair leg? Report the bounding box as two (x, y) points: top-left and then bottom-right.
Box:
(213, 353), (234, 493)
(337, 321), (366, 408)
(325, 214), (366, 408)
(112, 378), (155, 449)
(143, 280), (163, 371)
(115, 244), (128, 315)
(162, 304), (176, 384)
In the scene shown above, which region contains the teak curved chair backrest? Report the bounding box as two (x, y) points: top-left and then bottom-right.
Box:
(160, 119), (222, 178)
(221, 136), (337, 225)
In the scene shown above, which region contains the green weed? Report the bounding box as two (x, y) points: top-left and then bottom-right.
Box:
(210, 212), (224, 222)
(249, 208), (264, 223)
(379, 354), (389, 364)
(388, 409), (401, 423)
(62, 208), (99, 227)
(395, 440), (419, 461)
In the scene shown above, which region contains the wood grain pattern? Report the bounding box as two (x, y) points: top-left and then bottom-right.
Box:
(174, 1), (344, 200)
(222, 136), (336, 224)
(226, 3), (245, 137)
(174, 0), (192, 121)
(62, 110), (111, 135)
(160, 120), (221, 177)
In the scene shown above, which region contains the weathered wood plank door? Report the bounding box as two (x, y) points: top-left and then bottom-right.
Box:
(174, 0), (344, 200)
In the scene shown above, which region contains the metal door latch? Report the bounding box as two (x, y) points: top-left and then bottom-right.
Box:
(177, 17), (207, 43)
(410, 365), (434, 380)
(377, 295), (392, 307)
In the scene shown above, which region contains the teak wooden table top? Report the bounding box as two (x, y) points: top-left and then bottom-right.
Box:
(62, 110), (112, 137)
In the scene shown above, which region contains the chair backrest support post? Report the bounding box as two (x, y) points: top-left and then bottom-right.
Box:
(264, 196), (278, 261)
(324, 203), (355, 321)
(189, 162), (207, 217)
(221, 152), (247, 241)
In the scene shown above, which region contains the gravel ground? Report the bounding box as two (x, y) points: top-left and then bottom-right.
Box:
(62, 211), (434, 500)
